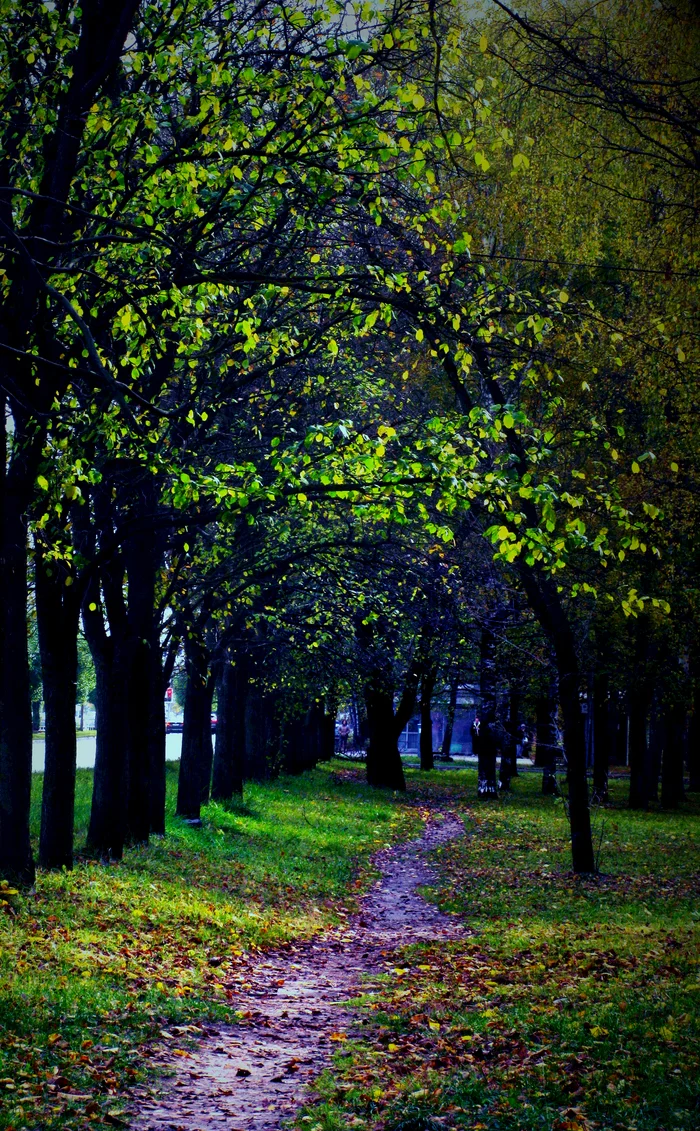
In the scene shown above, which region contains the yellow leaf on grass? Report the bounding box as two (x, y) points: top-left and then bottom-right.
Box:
(428, 1020), (440, 1031)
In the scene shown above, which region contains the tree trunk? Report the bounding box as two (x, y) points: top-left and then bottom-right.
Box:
(123, 534), (156, 845)
(0, 2), (139, 885)
(517, 567), (595, 872)
(535, 694), (558, 795)
(500, 689), (519, 789)
(177, 644), (213, 821)
(320, 698), (337, 762)
(478, 719), (499, 798)
(478, 628), (498, 796)
(648, 704), (664, 803)
(86, 639), (129, 860)
(211, 660), (245, 802)
(592, 672), (610, 803)
(628, 690), (652, 810)
(0, 468), (35, 884)
(689, 673), (700, 792)
(661, 704), (686, 809)
(36, 557), (81, 870)
(419, 668), (436, 771)
(440, 674), (459, 760)
(244, 687), (281, 781)
(148, 644), (167, 835)
(365, 682), (406, 791)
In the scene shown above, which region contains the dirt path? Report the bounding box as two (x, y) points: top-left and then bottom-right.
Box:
(130, 811), (465, 1131)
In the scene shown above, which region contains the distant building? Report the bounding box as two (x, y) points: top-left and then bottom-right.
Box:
(398, 685), (479, 756)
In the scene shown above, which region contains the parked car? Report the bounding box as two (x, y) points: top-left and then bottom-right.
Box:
(211, 714), (217, 732)
(166, 719), (183, 733)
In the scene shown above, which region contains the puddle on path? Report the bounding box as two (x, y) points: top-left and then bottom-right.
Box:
(130, 812), (465, 1131)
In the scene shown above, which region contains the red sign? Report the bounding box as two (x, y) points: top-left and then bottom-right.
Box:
(165, 687), (173, 701)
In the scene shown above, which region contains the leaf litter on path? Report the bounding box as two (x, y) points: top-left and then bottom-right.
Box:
(129, 812), (465, 1131)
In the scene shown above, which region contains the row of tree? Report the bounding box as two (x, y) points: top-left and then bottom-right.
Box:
(1, 0), (698, 883)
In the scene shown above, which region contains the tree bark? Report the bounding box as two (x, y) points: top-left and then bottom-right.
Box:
(661, 704), (686, 809)
(86, 634), (129, 860)
(176, 640), (213, 821)
(0, 0), (141, 885)
(440, 673), (459, 760)
(517, 567), (595, 872)
(0, 450), (35, 883)
(123, 531), (157, 845)
(36, 556), (81, 870)
(364, 681), (406, 791)
(500, 689), (519, 789)
(419, 667), (436, 771)
(689, 668), (700, 792)
(320, 698), (337, 762)
(211, 660), (245, 802)
(478, 628), (498, 797)
(628, 689), (652, 809)
(536, 694), (558, 796)
(648, 704), (664, 803)
(592, 672), (610, 803)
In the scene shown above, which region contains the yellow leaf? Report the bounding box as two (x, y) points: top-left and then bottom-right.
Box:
(479, 35), (488, 52)
(428, 1019), (440, 1031)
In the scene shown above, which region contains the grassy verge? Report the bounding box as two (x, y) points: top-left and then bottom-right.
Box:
(299, 770), (700, 1131)
(0, 761), (419, 1131)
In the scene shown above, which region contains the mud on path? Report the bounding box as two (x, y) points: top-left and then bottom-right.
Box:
(130, 812), (465, 1131)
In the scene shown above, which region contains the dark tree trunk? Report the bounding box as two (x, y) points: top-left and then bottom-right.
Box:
(0, 2), (139, 885)
(200, 675), (215, 805)
(628, 690), (652, 810)
(123, 531), (158, 845)
(648, 705), (664, 803)
(517, 567), (595, 872)
(211, 660), (245, 802)
(440, 674), (459, 760)
(592, 672), (610, 802)
(176, 641), (213, 821)
(244, 687), (281, 781)
(320, 699), (337, 762)
(148, 645), (167, 835)
(661, 704), (686, 809)
(0, 465), (35, 884)
(282, 706), (324, 775)
(86, 639), (129, 860)
(478, 722), (499, 799)
(509, 690), (520, 777)
(478, 628), (498, 797)
(689, 673), (700, 792)
(36, 557), (81, 870)
(365, 682), (406, 791)
(536, 695), (558, 794)
(419, 668), (436, 771)
(500, 690), (519, 789)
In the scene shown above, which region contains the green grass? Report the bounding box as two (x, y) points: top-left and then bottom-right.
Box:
(0, 761), (419, 1130)
(297, 770), (700, 1131)
(4, 764), (698, 1131)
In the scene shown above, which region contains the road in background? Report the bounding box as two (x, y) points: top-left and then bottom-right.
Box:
(32, 734), (183, 773)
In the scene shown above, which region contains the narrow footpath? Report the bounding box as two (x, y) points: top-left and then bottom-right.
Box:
(130, 812), (465, 1131)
